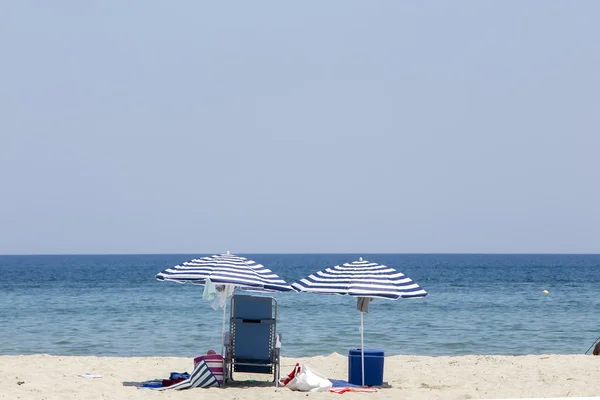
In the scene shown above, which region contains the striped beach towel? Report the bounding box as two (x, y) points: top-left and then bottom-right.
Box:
(329, 379), (378, 394)
(155, 359), (218, 390)
(330, 387), (378, 394)
(194, 353), (224, 386)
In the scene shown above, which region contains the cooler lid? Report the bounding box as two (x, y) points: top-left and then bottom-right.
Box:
(349, 349), (384, 357)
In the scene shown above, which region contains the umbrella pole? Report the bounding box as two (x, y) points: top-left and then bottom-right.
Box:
(221, 301), (227, 357)
(360, 311), (365, 387)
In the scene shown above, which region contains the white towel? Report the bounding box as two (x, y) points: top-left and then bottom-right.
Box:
(202, 279), (218, 301)
(211, 284), (235, 310)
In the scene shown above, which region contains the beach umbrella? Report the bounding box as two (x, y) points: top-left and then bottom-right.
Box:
(156, 251), (292, 354)
(291, 257), (427, 386)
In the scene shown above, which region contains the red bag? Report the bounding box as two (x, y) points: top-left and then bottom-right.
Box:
(194, 353), (224, 386)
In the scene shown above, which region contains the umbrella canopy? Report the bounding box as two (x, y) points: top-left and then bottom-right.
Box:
(291, 257), (427, 300)
(156, 251), (292, 292)
(156, 251), (292, 355)
(291, 257), (427, 386)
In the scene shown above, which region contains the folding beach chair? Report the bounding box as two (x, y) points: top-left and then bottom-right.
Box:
(224, 295), (281, 386)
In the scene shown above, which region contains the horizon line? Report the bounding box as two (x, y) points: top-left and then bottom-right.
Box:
(1, 252), (599, 256)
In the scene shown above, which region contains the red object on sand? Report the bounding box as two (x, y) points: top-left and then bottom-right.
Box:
(162, 377), (186, 387)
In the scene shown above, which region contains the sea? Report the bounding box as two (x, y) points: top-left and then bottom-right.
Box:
(1, 254), (599, 358)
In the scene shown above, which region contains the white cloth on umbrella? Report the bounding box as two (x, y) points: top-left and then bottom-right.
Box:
(202, 279), (218, 301)
(211, 285), (235, 310)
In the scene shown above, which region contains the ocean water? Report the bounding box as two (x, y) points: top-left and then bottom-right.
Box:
(1, 254), (599, 358)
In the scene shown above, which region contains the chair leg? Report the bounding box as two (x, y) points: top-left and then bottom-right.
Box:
(274, 352), (280, 386)
(224, 358), (233, 386)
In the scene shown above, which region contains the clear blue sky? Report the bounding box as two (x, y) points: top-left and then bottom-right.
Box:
(1, 1), (599, 254)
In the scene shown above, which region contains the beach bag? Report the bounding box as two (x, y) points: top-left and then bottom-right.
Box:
(194, 352), (224, 386)
(282, 363), (332, 392)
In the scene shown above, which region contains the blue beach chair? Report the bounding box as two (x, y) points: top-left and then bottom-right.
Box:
(224, 295), (281, 386)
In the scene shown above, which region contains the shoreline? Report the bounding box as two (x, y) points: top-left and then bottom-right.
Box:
(2, 353), (600, 399)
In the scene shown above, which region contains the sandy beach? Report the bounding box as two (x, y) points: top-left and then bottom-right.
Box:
(1, 353), (599, 400)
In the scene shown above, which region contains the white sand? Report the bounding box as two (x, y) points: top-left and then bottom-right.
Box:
(1, 353), (599, 400)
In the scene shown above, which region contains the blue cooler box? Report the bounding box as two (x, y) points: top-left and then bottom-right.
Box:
(348, 349), (384, 386)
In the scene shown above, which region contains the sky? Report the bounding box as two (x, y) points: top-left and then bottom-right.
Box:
(1, 1), (599, 254)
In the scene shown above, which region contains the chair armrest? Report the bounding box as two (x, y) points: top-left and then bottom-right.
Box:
(275, 333), (282, 349)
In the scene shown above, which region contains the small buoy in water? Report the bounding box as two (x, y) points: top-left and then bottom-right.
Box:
(542, 290), (549, 295)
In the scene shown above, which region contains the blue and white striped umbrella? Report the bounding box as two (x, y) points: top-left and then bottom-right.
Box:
(292, 257), (427, 386)
(156, 251), (292, 356)
(291, 257), (427, 299)
(156, 251), (292, 292)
